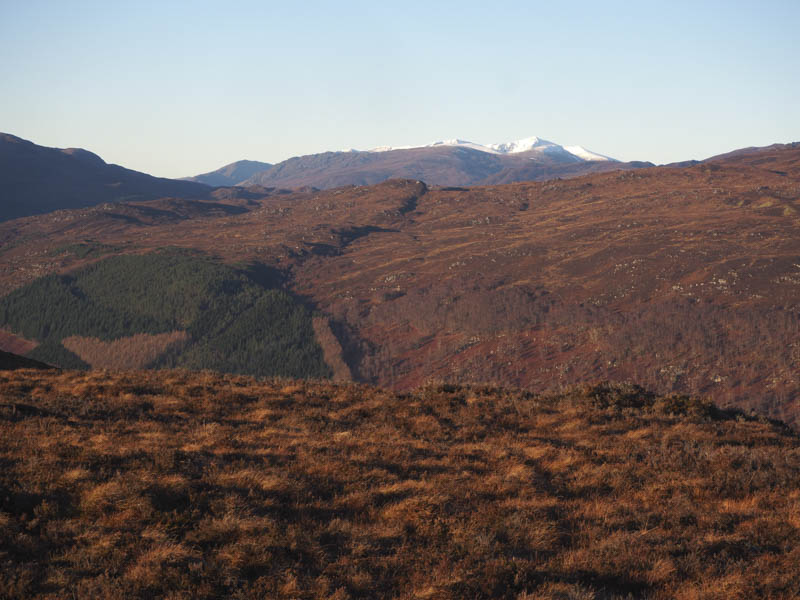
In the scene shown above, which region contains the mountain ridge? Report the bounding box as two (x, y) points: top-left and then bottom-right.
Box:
(235, 143), (643, 189)
(193, 135), (632, 189)
(188, 139), (800, 189)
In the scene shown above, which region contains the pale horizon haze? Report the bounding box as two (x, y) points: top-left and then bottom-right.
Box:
(1, 0), (798, 178)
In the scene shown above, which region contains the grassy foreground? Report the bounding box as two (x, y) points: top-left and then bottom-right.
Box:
(1, 369), (799, 599)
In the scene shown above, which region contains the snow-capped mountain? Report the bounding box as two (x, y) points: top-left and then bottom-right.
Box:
(562, 145), (616, 162)
(367, 136), (617, 162)
(189, 135), (645, 189)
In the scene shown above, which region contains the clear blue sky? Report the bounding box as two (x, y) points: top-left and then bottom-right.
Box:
(1, 0), (798, 177)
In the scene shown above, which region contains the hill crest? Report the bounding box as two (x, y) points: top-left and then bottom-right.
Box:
(0, 133), (211, 222)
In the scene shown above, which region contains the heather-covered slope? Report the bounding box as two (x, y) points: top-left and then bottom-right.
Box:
(0, 133), (211, 221)
(1, 370), (799, 599)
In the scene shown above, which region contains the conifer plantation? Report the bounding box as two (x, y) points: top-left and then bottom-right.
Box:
(0, 253), (330, 379)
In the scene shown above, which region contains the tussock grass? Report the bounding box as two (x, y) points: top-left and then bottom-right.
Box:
(1, 372), (799, 598)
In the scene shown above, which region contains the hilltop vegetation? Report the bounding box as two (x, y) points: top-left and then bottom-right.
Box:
(0, 253), (330, 379)
(0, 370), (799, 598)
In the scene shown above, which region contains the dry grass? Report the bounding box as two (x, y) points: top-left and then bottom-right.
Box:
(1, 370), (799, 598)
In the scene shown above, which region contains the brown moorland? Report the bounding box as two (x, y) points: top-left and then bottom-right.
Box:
(1, 368), (799, 599)
(1, 144), (800, 424)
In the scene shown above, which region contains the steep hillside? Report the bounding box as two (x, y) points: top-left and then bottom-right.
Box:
(1, 370), (799, 599)
(0, 253), (330, 379)
(0, 133), (211, 221)
(2, 145), (800, 425)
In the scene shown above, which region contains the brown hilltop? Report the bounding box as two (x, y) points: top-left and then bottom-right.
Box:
(2, 144), (800, 424)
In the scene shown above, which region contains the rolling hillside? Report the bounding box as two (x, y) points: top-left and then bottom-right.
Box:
(1, 143), (800, 425)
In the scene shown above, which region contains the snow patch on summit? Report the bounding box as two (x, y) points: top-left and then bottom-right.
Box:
(367, 137), (616, 162)
(563, 145), (616, 162)
(428, 139), (497, 153)
(488, 136), (555, 154)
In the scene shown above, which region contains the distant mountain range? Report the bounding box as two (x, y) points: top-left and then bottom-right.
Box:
(362, 135), (616, 160)
(1, 133), (644, 223)
(0, 133), (210, 222)
(3, 132), (796, 226)
(185, 136), (650, 189)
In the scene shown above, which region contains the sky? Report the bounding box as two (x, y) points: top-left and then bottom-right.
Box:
(1, 0), (798, 178)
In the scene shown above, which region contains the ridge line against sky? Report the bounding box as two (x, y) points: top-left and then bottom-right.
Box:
(1, 0), (798, 178)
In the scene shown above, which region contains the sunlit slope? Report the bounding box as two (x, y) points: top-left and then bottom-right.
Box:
(0, 370), (798, 598)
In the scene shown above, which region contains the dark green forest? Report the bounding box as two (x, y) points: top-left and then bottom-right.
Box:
(0, 253), (331, 379)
